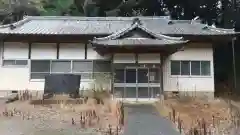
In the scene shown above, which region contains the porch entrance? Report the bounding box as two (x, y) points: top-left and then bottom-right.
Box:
(114, 64), (161, 101)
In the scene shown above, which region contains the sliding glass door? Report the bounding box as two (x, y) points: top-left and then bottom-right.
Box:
(149, 68), (161, 98)
(137, 67), (149, 99)
(125, 67), (137, 99)
(113, 64), (161, 101)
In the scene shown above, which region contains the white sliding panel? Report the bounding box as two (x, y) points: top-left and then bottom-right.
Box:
(3, 42), (28, 59)
(113, 53), (135, 63)
(31, 43), (57, 59)
(138, 53), (161, 63)
(59, 43), (85, 59)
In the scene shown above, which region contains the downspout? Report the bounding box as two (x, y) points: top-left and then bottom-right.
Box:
(232, 37), (237, 93)
(0, 36), (4, 64)
(232, 0), (237, 93)
(0, 40), (2, 65)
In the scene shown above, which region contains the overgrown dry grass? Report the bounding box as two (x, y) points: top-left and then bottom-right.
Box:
(0, 90), (124, 134)
(155, 96), (238, 135)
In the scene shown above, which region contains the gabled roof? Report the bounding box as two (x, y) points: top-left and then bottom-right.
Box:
(94, 18), (184, 41)
(0, 16), (237, 36)
(91, 18), (188, 46)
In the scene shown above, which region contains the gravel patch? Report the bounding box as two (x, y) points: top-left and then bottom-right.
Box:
(0, 117), (101, 135)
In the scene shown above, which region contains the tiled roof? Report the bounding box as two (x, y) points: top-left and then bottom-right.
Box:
(0, 16), (237, 36)
(94, 18), (184, 41)
(91, 38), (188, 46)
(91, 18), (188, 46)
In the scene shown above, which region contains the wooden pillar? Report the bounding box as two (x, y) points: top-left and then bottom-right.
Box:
(84, 43), (88, 60)
(28, 43), (32, 59)
(160, 55), (165, 95)
(111, 54), (114, 94)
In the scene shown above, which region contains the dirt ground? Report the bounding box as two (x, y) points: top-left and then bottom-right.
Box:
(0, 95), (123, 135)
(155, 96), (233, 134)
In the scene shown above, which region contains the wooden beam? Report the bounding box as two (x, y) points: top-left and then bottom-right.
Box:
(2, 35), (93, 43)
(28, 42), (32, 59)
(56, 43), (60, 59)
(160, 55), (164, 94)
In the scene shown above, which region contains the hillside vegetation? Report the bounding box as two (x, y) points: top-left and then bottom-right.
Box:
(0, 0), (236, 29)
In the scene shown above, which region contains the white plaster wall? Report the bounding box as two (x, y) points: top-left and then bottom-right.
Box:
(31, 43), (57, 59)
(0, 42), (37, 91)
(138, 53), (161, 63)
(59, 43), (85, 59)
(3, 42), (28, 59)
(113, 53), (136, 63)
(87, 45), (111, 60)
(163, 43), (215, 92)
(0, 42), (97, 92)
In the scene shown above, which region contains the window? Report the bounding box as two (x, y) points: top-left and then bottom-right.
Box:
(150, 87), (160, 98)
(72, 61), (93, 80)
(191, 61), (200, 75)
(171, 61), (180, 75)
(114, 69), (124, 83)
(30, 60), (111, 80)
(126, 68), (136, 83)
(114, 87), (124, 98)
(30, 60), (94, 80)
(125, 87), (136, 98)
(51, 61), (71, 73)
(201, 61), (211, 76)
(72, 61), (93, 73)
(171, 60), (211, 76)
(31, 60), (50, 79)
(149, 68), (160, 83)
(138, 68), (148, 83)
(75, 72), (93, 80)
(31, 60), (50, 72)
(181, 61), (190, 75)
(3, 60), (28, 66)
(93, 61), (111, 80)
(93, 61), (111, 72)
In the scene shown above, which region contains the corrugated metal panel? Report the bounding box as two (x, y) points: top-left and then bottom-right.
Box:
(0, 16), (237, 36)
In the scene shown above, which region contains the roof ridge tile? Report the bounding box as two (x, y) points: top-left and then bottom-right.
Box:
(29, 16), (170, 21)
(0, 16), (31, 28)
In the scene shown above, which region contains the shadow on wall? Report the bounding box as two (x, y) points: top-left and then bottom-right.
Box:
(214, 38), (240, 96)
